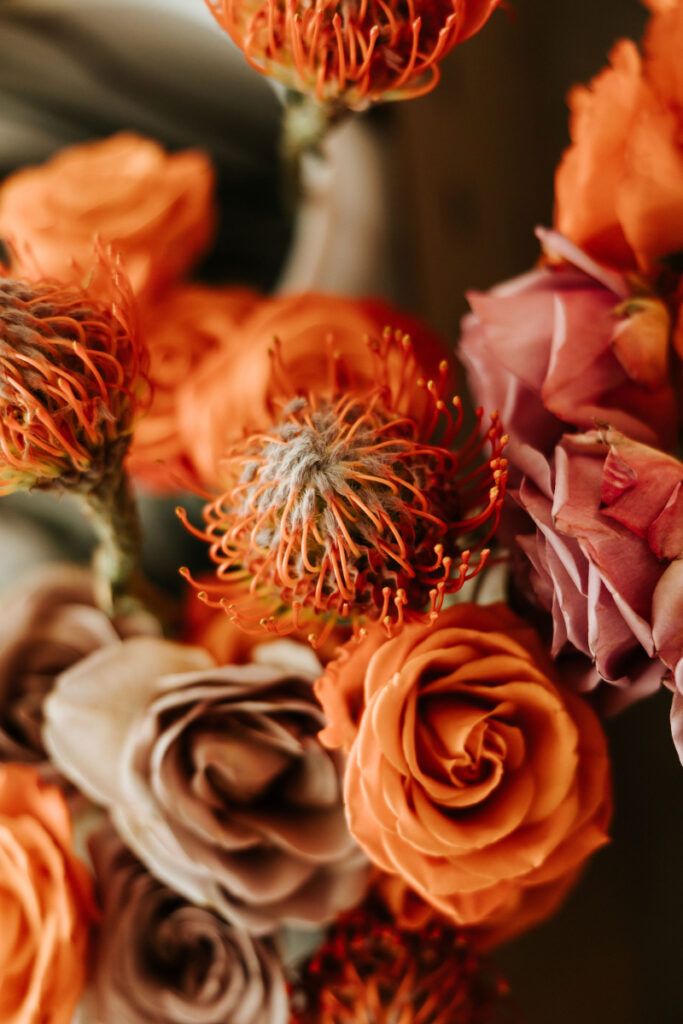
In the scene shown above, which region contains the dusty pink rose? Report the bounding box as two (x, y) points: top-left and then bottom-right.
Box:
(89, 823), (288, 1024)
(514, 429), (683, 732)
(44, 637), (368, 933)
(0, 564), (158, 796)
(459, 229), (677, 464)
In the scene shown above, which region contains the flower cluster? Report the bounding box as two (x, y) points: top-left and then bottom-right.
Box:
(1, 0), (682, 1020)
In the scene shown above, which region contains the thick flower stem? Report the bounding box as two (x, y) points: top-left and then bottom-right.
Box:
(280, 91), (349, 212)
(79, 467), (144, 616)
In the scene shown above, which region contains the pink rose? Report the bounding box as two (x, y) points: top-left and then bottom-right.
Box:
(514, 429), (683, 739)
(459, 230), (677, 466)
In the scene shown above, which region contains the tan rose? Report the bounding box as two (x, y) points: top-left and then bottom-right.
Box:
(44, 637), (368, 933)
(0, 564), (158, 798)
(89, 823), (288, 1024)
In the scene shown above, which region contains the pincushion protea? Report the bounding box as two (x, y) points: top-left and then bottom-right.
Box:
(0, 259), (149, 495)
(205, 0), (501, 107)
(289, 903), (515, 1024)
(179, 328), (507, 645)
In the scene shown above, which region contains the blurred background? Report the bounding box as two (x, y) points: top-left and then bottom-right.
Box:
(0, 2), (680, 1022)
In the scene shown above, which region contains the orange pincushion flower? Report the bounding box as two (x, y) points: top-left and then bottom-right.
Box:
(177, 292), (450, 488)
(0, 260), (149, 495)
(205, 0), (501, 107)
(289, 903), (515, 1024)
(179, 330), (507, 643)
(184, 574), (351, 664)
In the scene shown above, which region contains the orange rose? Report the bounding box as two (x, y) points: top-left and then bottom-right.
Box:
(177, 292), (449, 486)
(555, 3), (683, 273)
(127, 284), (259, 490)
(376, 867), (580, 950)
(0, 133), (215, 297)
(341, 604), (611, 929)
(0, 764), (94, 1024)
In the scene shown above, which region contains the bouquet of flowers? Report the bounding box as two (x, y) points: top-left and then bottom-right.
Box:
(0, 0), (680, 1021)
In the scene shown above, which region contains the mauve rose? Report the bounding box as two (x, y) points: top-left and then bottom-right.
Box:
(459, 229), (676, 466)
(89, 823), (288, 1024)
(0, 564), (158, 792)
(44, 637), (368, 933)
(514, 429), (683, 727)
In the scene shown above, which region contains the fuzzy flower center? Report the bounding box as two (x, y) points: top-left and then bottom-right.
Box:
(236, 396), (439, 565)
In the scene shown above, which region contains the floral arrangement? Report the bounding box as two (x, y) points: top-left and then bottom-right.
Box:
(0, 0), (680, 1021)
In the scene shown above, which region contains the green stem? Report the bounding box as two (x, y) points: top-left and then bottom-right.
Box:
(280, 91), (350, 214)
(79, 467), (143, 616)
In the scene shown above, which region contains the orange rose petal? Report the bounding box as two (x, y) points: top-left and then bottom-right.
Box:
(645, 0), (683, 107)
(0, 133), (215, 298)
(343, 604), (611, 931)
(617, 92), (683, 269)
(0, 767), (92, 1024)
(555, 40), (644, 268)
(408, 699), (505, 807)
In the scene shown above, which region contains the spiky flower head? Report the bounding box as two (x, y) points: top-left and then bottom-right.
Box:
(289, 903), (514, 1024)
(179, 329), (507, 645)
(0, 258), (149, 495)
(205, 0), (501, 108)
